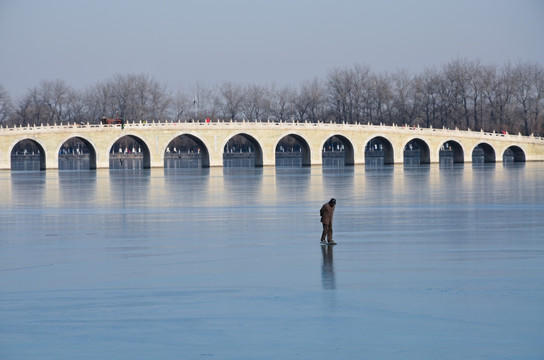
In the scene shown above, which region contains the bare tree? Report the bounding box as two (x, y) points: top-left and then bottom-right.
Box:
(270, 85), (295, 121)
(242, 84), (269, 121)
(512, 61), (544, 135)
(3, 59), (542, 133)
(65, 89), (86, 124)
(327, 64), (371, 124)
(390, 70), (417, 125)
(442, 59), (470, 129)
(529, 63), (544, 135)
(84, 74), (172, 122)
(188, 83), (218, 120)
(10, 80), (77, 125)
(40, 79), (73, 124)
(294, 79), (325, 123)
(468, 61), (485, 131)
(173, 90), (191, 121)
(327, 66), (352, 123)
(414, 68), (437, 128)
(12, 90), (33, 126)
(0, 84), (13, 124)
(481, 63), (515, 131)
(14, 87), (47, 126)
(369, 73), (393, 125)
(109, 74), (132, 119)
(219, 82), (245, 120)
(437, 59), (486, 131)
(513, 62), (534, 134)
(84, 81), (112, 122)
(144, 78), (172, 121)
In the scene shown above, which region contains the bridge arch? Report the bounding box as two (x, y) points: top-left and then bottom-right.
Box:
(472, 142), (496, 163)
(107, 134), (151, 169)
(274, 133), (311, 166)
(403, 137), (431, 164)
(503, 145), (526, 162)
(364, 135), (394, 165)
(320, 134), (355, 166)
(10, 138), (46, 170)
(56, 135), (97, 170)
(164, 133), (211, 168)
(439, 140), (465, 164)
(223, 132), (264, 167)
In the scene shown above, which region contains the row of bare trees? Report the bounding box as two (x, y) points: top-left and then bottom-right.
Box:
(1, 59), (543, 135)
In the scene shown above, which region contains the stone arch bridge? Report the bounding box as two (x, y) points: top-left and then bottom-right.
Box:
(1, 120), (544, 170)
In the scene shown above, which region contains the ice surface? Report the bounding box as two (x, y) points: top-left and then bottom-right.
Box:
(1, 164), (543, 359)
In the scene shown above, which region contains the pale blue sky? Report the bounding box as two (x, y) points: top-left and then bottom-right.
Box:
(1, 0), (543, 97)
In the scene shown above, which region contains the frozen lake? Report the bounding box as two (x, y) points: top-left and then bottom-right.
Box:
(1, 163), (543, 359)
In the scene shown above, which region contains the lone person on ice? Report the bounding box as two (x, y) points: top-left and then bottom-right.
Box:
(320, 198), (337, 245)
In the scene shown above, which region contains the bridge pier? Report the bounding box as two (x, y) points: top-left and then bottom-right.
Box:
(0, 153), (9, 170)
(311, 148), (323, 166)
(45, 152), (58, 170)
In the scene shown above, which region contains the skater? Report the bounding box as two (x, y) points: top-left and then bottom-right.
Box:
(320, 198), (337, 245)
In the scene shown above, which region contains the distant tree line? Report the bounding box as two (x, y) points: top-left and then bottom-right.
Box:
(1, 59), (543, 135)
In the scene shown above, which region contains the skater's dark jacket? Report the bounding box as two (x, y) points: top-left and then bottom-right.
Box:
(320, 203), (335, 225)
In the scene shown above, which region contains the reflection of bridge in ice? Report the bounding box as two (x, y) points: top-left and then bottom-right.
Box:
(2, 120), (544, 170)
